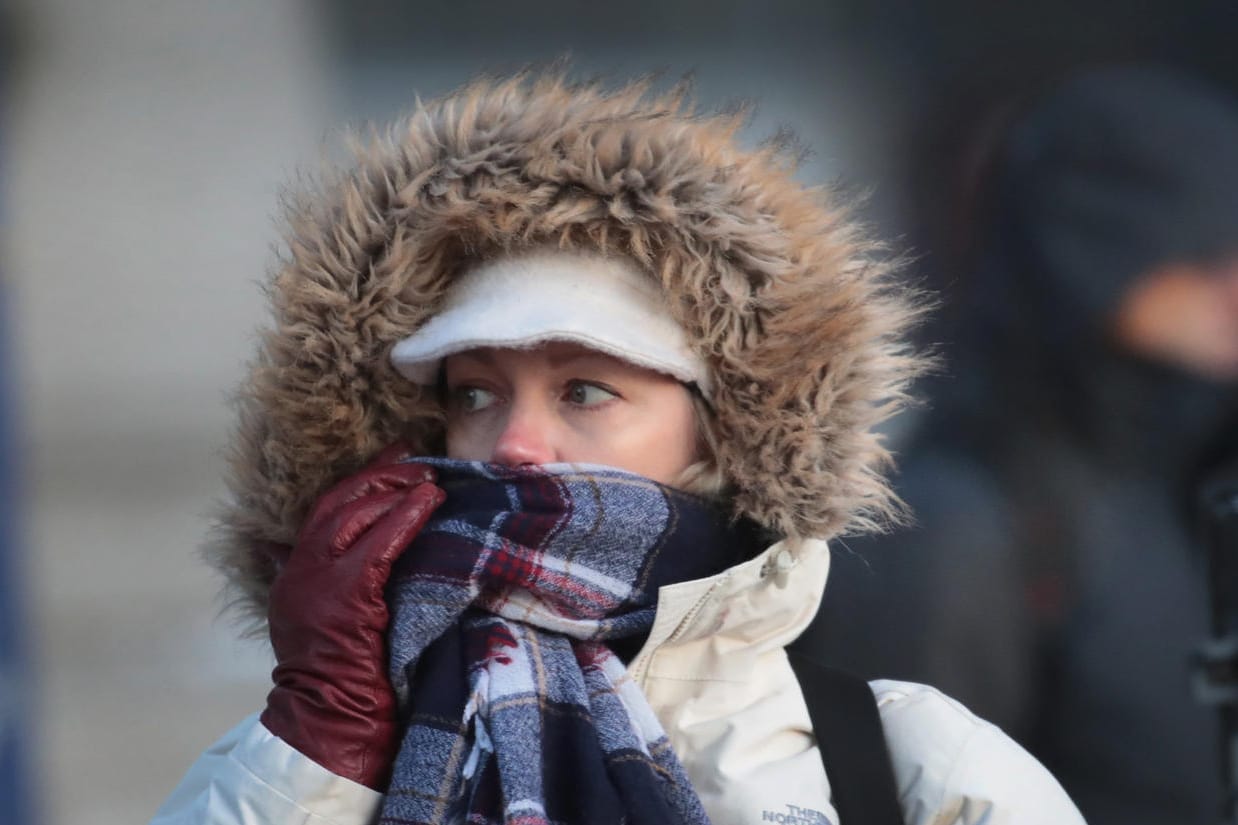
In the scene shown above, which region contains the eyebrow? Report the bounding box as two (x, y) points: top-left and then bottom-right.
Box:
(545, 345), (609, 369)
(451, 348), (497, 366)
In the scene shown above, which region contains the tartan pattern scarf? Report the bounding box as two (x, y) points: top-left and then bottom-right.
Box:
(378, 459), (744, 825)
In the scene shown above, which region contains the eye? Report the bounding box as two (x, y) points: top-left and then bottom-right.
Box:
(565, 380), (618, 407)
(449, 385), (498, 413)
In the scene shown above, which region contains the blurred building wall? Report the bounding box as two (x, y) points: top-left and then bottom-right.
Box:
(6, 1), (330, 822)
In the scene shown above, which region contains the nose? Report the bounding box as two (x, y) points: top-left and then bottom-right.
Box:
(490, 399), (558, 467)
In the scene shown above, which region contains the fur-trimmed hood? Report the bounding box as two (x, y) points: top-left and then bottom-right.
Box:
(211, 72), (926, 626)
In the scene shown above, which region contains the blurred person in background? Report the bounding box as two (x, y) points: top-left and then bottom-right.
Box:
(151, 72), (1084, 824)
(804, 65), (1238, 825)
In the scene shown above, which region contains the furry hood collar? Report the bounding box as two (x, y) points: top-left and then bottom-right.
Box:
(210, 72), (926, 626)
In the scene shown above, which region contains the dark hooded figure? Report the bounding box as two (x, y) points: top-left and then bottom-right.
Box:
(807, 66), (1238, 824)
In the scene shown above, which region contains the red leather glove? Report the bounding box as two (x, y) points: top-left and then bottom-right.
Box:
(260, 444), (445, 790)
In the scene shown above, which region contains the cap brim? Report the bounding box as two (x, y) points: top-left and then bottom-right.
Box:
(389, 251), (710, 391)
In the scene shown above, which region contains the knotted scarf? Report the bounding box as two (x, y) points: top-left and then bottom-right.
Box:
(378, 459), (749, 825)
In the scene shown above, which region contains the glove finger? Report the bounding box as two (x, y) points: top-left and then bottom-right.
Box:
(353, 482), (447, 582)
(324, 488), (409, 557)
(302, 463), (438, 539)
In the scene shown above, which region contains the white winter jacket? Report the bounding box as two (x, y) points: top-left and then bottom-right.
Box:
(152, 537), (1085, 825)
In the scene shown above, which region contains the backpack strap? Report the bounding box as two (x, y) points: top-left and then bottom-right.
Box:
(787, 650), (904, 825)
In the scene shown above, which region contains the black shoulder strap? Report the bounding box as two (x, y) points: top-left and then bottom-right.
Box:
(787, 651), (904, 825)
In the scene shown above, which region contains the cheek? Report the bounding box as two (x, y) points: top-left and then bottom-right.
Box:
(444, 419), (489, 461)
(589, 389), (699, 484)
(654, 395), (703, 471)
(444, 425), (465, 459)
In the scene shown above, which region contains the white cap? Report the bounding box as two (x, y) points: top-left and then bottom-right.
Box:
(390, 249), (711, 392)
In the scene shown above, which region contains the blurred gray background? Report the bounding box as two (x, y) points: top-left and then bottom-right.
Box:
(2, 1), (1235, 823)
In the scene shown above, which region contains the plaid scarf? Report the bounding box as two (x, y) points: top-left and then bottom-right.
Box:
(379, 459), (745, 825)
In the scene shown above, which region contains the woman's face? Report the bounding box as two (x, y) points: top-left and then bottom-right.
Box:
(443, 341), (700, 485)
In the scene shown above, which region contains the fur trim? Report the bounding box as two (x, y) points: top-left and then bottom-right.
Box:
(207, 71), (929, 630)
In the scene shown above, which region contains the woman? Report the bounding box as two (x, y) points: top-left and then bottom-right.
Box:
(153, 73), (1083, 824)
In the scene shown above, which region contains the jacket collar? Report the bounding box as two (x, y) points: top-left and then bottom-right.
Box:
(630, 537), (830, 678)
